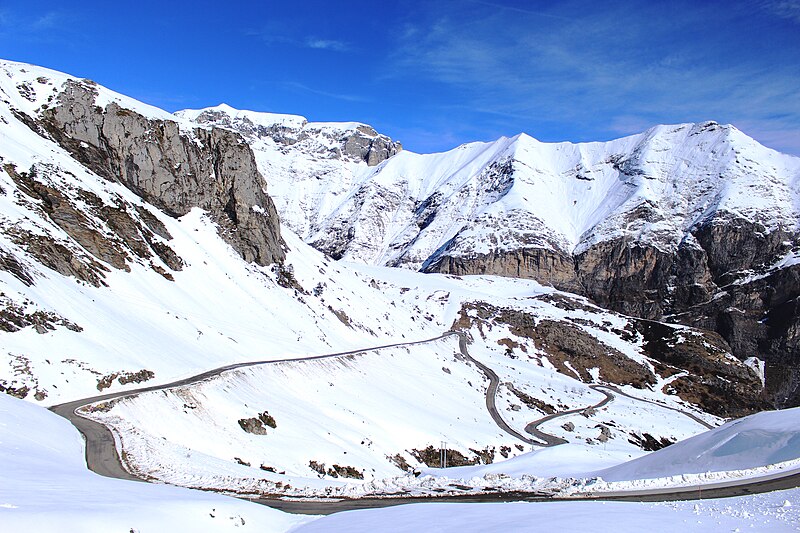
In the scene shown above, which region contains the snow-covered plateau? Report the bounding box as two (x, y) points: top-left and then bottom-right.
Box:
(0, 58), (799, 531)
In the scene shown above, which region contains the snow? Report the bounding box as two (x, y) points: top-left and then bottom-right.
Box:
(181, 104), (800, 273)
(293, 493), (800, 533)
(85, 336), (524, 494)
(1, 58), (799, 531)
(594, 407), (800, 482)
(0, 59), (180, 124)
(175, 104), (309, 130)
(4, 384), (800, 533)
(0, 393), (310, 533)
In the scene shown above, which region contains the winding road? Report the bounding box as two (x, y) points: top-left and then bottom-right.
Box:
(49, 330), (800, 515)
(50, 332), (464, 483)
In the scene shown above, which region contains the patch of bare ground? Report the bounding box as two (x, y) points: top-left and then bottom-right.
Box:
(634, 319), (768, 417)
(410, 445), (498, 467)
(308, 460), (364, 479)
(96, 369), (155, 391)
(0, 293), (82, 333)
(453, 302), (655, 388)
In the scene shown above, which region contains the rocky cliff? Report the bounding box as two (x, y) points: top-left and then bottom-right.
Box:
(30, 79), (284, 267)
(429, 215), (800, 407)
(176, 104), (402, 167)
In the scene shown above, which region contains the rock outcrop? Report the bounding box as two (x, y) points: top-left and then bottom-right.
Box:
(429, 207), (800, 408)
(38, 80), (284, 266)
(451, 298), (768, 418)
(182, 105), (402, 167)
(426, 247), (583, 295)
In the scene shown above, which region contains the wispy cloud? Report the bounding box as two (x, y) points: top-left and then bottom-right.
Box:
(466, 0), (572, 20)
(759, 0), (800, 23)
(283, 81), (368, 103)
(305, 38), (348, 52)
(0, 8), (74, 41)
(32, 11), (61, 31)
(246, 25), (350, 52)
(383, 1), (800, 153)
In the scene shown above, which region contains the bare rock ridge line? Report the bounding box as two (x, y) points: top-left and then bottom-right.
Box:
(183, 106), (402, 167)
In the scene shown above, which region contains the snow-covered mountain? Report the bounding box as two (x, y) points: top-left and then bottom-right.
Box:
(183, 104), (798, 274)
(186, 103), (800, 408)
(0, 58), (793, 512)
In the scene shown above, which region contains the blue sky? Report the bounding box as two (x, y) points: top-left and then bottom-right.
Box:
(1, 0), (799, 155)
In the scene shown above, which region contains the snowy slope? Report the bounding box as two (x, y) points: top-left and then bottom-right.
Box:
(84, 266), (725, 497)
(3, 385), (799, 533)
(595, 407), (800, 482)
(0, 393), (308, 533)
(0, 60), (438, 404)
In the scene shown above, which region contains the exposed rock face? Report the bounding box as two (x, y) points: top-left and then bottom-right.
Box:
(431, 210), (800, 408)
(574, 239), (714, 320)
(451, 299), (768, 418)
(2, 161), (183, 285)
(453, 301), (657, 389)
(183, 106), (402, 167)
(426, 248), (583, 295)
(342, 125), (402, 166)
(678, 264), (800, 408)
(39, 80), (284, 266)
(634, 319), (767, 417)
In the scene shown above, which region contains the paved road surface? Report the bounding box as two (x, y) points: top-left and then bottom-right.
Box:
(257, 469), (800, 515)
(523, 385), (614, 446)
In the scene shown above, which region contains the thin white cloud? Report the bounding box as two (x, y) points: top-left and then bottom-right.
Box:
(32, 11), (61, 30)
(283, 81), (368, 103)
(466, 0), (572, 20)
(305, 38), (348, 52)
(383, 3), (800, 154)
(245, 25), (350, 52)
(760, 0), (800, 23)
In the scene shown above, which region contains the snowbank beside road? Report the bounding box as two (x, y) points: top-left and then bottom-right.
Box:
(594, 407), (800, 483)
(0, 394), (308, 533)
